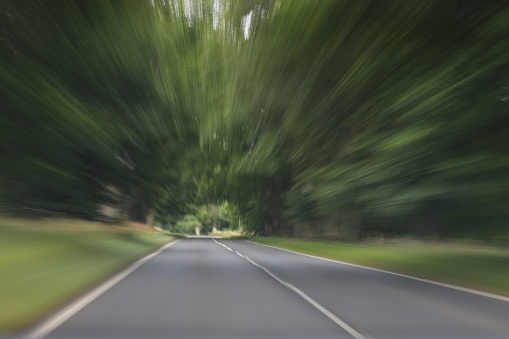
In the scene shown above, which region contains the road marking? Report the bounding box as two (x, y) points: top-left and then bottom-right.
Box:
(242, 255), (369, 339)
(26, 239), (180, 339)
(247, 240), (509, 303)
(216, 238), (367, 337)
(212, 238), (233, 251)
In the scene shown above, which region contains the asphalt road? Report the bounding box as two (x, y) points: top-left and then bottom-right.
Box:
(23, 238), (509, 339)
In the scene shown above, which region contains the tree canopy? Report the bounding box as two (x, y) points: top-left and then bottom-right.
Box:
(1, 0), (508, 240)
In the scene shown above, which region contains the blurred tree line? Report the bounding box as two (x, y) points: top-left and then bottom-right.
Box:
(1, 0), (508, 240)
(170, 202), (239, 235)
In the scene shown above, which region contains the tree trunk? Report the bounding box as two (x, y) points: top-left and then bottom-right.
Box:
(262, 172), (291, 236)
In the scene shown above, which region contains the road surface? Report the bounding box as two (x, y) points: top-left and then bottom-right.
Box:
(23, 238), (509, 339)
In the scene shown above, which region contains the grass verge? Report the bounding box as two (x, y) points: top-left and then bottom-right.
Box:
(0, 218), (173, 332)
(250, 237), (509, 297)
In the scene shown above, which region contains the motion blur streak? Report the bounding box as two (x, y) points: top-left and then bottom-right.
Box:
(1, 0), (509, 337)
(1, 0), (509, 239)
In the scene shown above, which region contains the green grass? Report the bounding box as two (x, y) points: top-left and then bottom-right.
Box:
(0, 219), (173, 331)
(250, 237), (509, 297)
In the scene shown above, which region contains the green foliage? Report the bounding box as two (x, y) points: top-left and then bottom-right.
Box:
(1, 0), (508, 239)
(216, 0), (509, 238)
(174, 203), (241, 233)
(174, 215), (201, 234)
(0, 0), (199, 221)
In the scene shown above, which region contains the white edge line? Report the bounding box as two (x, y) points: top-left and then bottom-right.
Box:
(246, 240), (509, 303)
(26, 239), (180, 339)
(243, 255), (368, 339)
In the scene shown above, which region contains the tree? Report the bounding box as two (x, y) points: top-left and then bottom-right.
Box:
(175, 215), (201, 235)
(2, 0), (508, 241)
